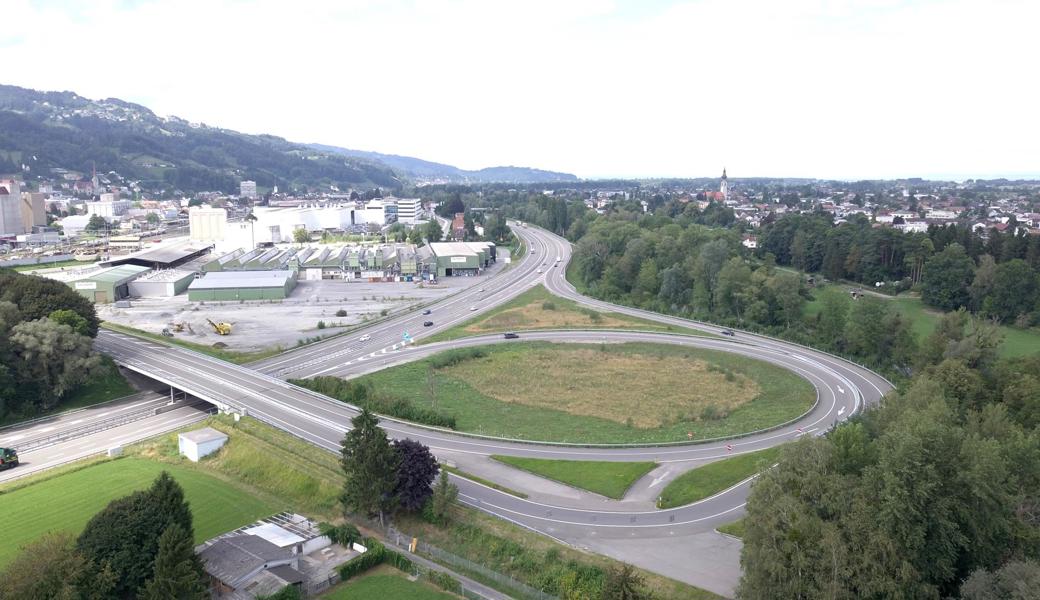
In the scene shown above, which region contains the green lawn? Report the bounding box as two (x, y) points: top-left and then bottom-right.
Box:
(0, 457), (279, 568)
(322, 570), (459, 600)
(805, 286), (1040, 359)
(355, 341), (814, 444)
(12, 258), (96, 272)
(717, 518), (746, 539)
(491, 456), (656, 499)
(657, 446), (782, 509)
(422, 284), (696, 344)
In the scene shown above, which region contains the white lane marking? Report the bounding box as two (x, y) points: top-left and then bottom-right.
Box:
(838, 407), (846, 416)
(837, 385), (845, 394)
(648, 473), (669, 489)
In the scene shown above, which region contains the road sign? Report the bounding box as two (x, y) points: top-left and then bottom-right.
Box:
(402, 332), (412, 342)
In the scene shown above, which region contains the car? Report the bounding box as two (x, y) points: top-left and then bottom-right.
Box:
(503, 332), (520, 339)
(721, 329), (736, 336)
(359, 334), (371, 342)
(470, 306), (477, 311)
(479, 288), (485, 292)
(423, 321), (434, 327)
(0, 447), (18, 471)
(536, 269), (543, 274)
(422, 309), (432, 315)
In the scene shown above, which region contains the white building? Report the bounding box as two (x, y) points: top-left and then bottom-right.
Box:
(240, 180), (258, 200)
(178, 427), (228, 462)
(86, 199), (132, 221)
(0, 179), (25, 235)
(190, 206), (228, 243)
(395, 198), (422, 224)
(57, 214), (92, 237)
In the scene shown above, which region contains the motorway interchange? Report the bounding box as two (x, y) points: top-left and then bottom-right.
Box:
(3, 224), (892, 596)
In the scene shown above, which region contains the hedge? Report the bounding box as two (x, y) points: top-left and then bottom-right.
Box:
(291, 377), (456, 429)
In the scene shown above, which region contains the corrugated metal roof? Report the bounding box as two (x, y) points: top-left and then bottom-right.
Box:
(88, 264), (150, 284)
(189, 270), (294, 290)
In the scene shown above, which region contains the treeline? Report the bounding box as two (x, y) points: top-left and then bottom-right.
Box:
(740, 332), (1040, 598)
(568, 215), (920, 374)
(0, 270), (105, 420)
(759, 213), (1040, 324)
(0, 472), (208, 599)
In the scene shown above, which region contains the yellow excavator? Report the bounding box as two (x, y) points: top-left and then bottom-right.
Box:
(206, 318), (232, 336)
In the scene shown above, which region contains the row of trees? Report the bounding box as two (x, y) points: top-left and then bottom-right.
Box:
(0, 472), (208, 599)
(759, 214), (1040, 324)
(0, 270), (105, 420)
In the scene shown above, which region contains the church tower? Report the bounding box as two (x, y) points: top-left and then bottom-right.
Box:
(720, 168), (729, 202)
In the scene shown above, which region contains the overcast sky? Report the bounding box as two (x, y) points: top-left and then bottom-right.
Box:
(3, 0), (1037, 180)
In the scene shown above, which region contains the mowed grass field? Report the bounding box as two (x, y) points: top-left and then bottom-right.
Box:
(356, 341), (814, 444)
(322, 568), (460, 600)
(657, 446), (782, 509)
(805, 287), (1040, 358)
(422, 285), (696, 344)
(0, 457), (278, 568)
(491, 456), (657, 499)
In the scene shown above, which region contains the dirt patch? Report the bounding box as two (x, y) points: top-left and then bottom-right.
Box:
(443, 347), (760, 428)
(465, 302), (632, 332)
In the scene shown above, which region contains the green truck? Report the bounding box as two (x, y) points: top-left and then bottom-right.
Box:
(0, 447), (18, 470)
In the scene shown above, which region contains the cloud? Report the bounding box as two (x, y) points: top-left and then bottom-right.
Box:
(1, 0), (1036, 179)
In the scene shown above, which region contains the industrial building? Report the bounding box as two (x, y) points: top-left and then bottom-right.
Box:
(0, 179), (24, 236)
(127, 269), (196, 297)
(187, 270), (298, 301)
(202, 243), (426, 281)
(426, 241), (497, 277)
(102, 241), (212, 270)
(67, 264), (151, 303)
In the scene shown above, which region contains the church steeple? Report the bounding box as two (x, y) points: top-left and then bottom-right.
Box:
(720, 167), (729, 201)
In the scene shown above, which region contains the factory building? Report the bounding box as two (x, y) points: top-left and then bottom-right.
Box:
(189, 206), (228, 244)
(127, 269), (196, 297)
(187, 270), (298, 301)
(102, 241), (212, 270)
(0, 179), (25, 236)
(67, 264), (151, 303)
(427, 242), (496, 277)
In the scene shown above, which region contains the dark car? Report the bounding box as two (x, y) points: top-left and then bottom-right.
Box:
(423, 321), (434, 327)
(422, 309), (432, 315)
(721, 329), (735, 336)
(0, 447), (18, 470)
(504, 332), (520, 339)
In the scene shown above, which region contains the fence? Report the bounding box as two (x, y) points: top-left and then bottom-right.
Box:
(381, 523), (558, 600)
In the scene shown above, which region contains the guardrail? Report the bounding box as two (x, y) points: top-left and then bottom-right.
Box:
(13, 399), (209, 453)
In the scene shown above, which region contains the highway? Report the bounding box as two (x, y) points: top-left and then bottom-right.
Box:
(23, 223), (893, 596)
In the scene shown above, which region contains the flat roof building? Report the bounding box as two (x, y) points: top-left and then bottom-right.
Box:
(127, 269), (196, 297)
(427, 241), (496, 277)
(187, 270), (298, 302)
(67, 264), (151, 303)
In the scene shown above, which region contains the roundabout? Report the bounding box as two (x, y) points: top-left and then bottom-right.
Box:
(96, 222), (894, 596)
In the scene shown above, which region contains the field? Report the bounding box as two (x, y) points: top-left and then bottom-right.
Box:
(805, 286), (1040, 358)
(12, 258), (96, 272)
(356, 342), (814, 444)
(490, 456), (657, 499)
(0, 457), (279, 568)
(422, 284), (694, 343)
(657, 446), (782, 509)
(322, 568), (460, 600)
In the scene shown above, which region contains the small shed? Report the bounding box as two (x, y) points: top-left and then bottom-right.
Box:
(178, 427), (229, 462)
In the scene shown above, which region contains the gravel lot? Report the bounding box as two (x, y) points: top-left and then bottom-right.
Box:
(98, 265), (503, 352)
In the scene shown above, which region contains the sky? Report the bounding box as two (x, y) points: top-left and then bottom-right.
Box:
(2, 0), (1037, 180)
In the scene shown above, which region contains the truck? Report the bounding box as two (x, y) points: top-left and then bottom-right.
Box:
(0, 447), (18, 470)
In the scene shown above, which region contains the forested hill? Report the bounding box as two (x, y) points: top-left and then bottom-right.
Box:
(0, 84), (401, 194)
(309, 144), (578, 184)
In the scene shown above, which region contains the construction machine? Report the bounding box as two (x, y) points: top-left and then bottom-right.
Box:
(172, 322), (186, 333)
(206, 318), (232, 335)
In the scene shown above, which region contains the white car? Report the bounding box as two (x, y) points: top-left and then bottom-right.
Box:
(359, 334), (371, 342)
(536, 269), (543, 274)
(470, 306), (477, 311)
(479, 288), (485, 292)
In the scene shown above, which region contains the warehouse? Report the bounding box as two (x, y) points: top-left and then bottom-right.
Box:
(127, 269), (196, 297)
(427, 241), (497, 277)
(68, 264), (151, 303)
(102, 240), (211, 270)
(187, 270), (298, 301)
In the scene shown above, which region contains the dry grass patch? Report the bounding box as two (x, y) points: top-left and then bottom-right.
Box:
(443, 347), (759, 428)
(466, 301), (630, 332)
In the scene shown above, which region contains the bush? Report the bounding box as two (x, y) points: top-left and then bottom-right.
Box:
(335, 309), (348, 317)
(318, 522), (360, 547)
(380, 308), (389, 316)
(541, 301), (557, 311)
(428, 347), (488, 369)
(257, 585), (303, 600)
(291, 377), (457, 429)
(425, 570), (463, 594)
(317, 320), (326, 330)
